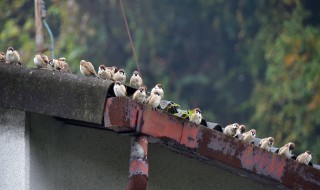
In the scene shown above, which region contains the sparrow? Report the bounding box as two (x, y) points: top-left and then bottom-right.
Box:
(6, 47), (22, 65)
(146, 91), (161, 108)
(278, 142), (295, 158)
(233, 124), (246, 139)
(259, 137), (274, 152)
(223, 123), (239, 136)
(296, 150), (312, 165)
(151, 84), (164, 98)
(132, 86), (147, 103)
(113, 81), (127, 97)
(130, 71), (143, 89)
(241, 129), (256, 144)
(49, 58), (72, 73)
(189, 108), (202, 125)
(33, 54), (49, 68)
(80, 60), (99, 77)
(98, 65), (113, 80)
(113, 69), (126, 84)
(0, 51), (6, 63)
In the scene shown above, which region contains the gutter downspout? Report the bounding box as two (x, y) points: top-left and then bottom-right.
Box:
(126, 136), (148, 190)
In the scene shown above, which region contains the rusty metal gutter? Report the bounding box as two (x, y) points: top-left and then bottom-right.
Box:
(105, 97), (320, 190)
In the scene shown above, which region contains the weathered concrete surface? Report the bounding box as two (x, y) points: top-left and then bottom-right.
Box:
(0, 108), (29, 190)
(0, 64), (112, 124)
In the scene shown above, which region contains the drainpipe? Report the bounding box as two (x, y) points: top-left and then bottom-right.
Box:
(126, 136), (148, 190)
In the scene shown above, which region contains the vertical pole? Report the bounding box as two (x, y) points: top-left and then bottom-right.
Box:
(126, 136), (148, 190)
(35, 0), (44, 53)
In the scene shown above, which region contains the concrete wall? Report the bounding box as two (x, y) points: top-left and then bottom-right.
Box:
(0, 108), (29, 190)
(1, 108), (274, 190)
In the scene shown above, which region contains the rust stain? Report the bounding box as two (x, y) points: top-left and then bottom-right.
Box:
(180, 123), (200, 149)
(129, 159), (149, 178)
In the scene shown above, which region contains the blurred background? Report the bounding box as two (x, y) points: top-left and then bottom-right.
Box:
(1, 0), (320, 162)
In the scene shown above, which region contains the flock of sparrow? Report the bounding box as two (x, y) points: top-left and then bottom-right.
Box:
(0, 47), (314, 166)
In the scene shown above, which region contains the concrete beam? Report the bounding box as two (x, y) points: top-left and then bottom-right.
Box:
(0, 64), (112, 124)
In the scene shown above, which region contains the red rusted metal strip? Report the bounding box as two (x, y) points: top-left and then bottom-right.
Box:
(105, 97), (320, 189)
(126, 136), (148, 190)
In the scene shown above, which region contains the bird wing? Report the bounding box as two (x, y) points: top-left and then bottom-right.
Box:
(121, 85), (127, 95)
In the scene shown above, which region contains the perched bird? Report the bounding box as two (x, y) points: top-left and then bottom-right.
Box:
(6, 47), (22, 65)
(278, 142), (295, 158)
(0, 51), (6, 63)
(80, 60), (99, 77)
(98, 65), (113, 80)
(233, 124), (246, 139)
(224, 123), (239, 136)
(259, 137), (274, 152)
(130, 71), (143, 89)
(113, 81), (127, 97)
(49, 58), (72, 73)
(296, 150), (312, 165)
(33, 54), (49, 68)
(241, 129), (256, 144)
(146, 91), (161, 108)
(113, 69), (126, 84)
(133, 86), (147, 103)
(189, 108), (202, 125)
(151, 84), (164, 98)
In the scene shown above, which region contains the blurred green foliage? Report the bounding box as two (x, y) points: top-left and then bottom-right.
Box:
(1, 0), (320, 163)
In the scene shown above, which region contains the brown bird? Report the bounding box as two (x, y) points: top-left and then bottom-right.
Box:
(296, 150), (312, 165)
(224, 123), (239, 136)
(259, 137), (274, 152)
(241, 129), (256, 144)
(278, 142), (295, 158)
(113, 69), (126, 84)
(98, 65), (113, 80)
(189, 108), (202, 125)
(6, 47), (22, 65)
(151, 84), (164, 98)
(233, 124), (246, 139)
(146, 91), (161, 108)
(130, 71), (143, 89)
(80, 60), (99, 77)
(113, 81), (127, 97)
(132, 86), (147, 103)
(58, 58), (72, 73)
(34, 54), (49, 68)
(0, 51), (6, 63)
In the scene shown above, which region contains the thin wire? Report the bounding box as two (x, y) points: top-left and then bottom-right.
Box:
(119, 0), (141, 75)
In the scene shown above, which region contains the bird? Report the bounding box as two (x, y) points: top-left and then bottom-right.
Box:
(189, 108), (202, 125)
(233, 124), (246, 139)
(33, 54), (49, 68)
(113, 69), (126, 84)
(259, 137), (274, 152)
(58, 57), (72, 73)
(98, 65), (113, 80)
(223, 123), (239, 136)
(0, 51), (6, 63)
(146, 91), (161, 108)
(113, 81), (127, 97)
(151, 84), (164, 98)
(49, 58), (72, 73)
(80, 60), (99, 77)
(6, 47), (22, 65)
(132, 86), (147, 103)
(278, 142), (295, 158)
(241, 129), (256, 144)
(296, 150), (312, 165)
(130, 71), (143, 89)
